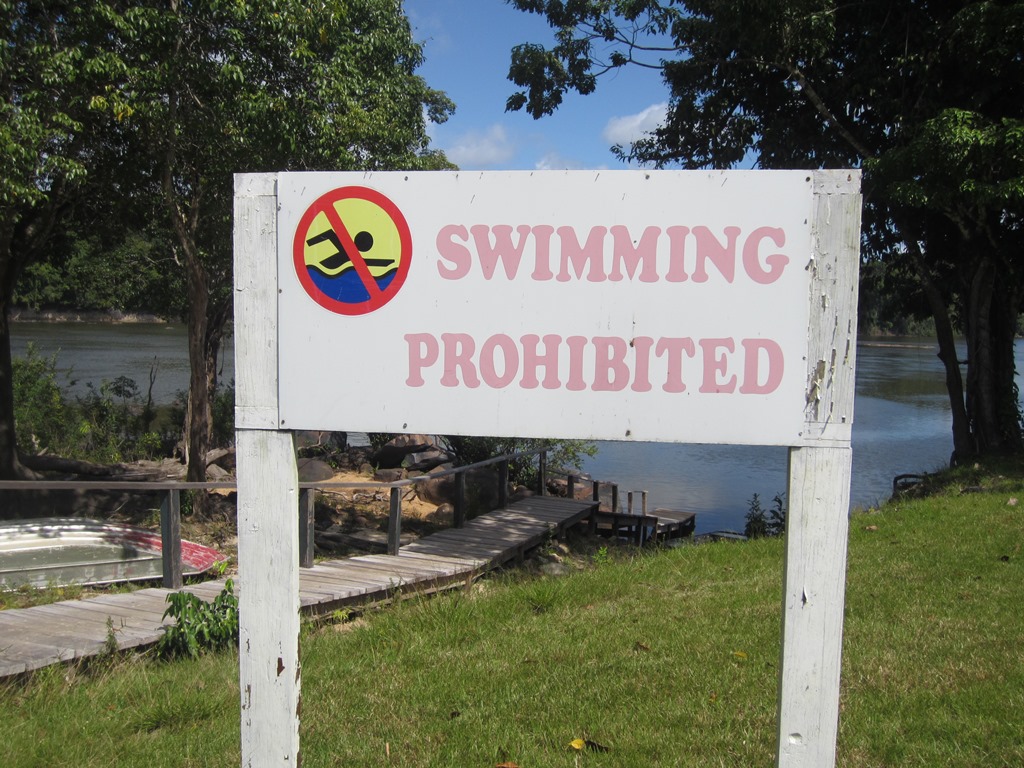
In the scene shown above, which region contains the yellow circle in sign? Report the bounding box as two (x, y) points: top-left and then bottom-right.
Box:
(303, 197), (404, 281)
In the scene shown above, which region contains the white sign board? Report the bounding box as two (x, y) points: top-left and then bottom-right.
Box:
(235, 169), (861, 768)
(277, 171), (815, 445)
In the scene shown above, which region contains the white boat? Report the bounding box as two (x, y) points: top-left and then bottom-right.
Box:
(0, 518), (226, 589)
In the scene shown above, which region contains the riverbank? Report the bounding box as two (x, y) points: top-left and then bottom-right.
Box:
(10, 308), (173, 324)
(3, 458), (1021, 766)
(14, 321), (1017, 528)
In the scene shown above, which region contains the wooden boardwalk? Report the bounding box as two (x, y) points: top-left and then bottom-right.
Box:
(0, 495), (595, 679)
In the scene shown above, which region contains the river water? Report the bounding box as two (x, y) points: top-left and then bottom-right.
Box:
(11, 322), (1021, 534)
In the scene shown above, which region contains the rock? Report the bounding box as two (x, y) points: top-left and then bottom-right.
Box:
(373, 434), (436, 468)
(297, 458), (335, 482)
(546, 477), (590, 500)
(511, 485), (535, 501)
(206, 463), (232, 481)
(373, 468), (405, 483)
(547, 478), (568, 497)
(402, 448), (452, 472)
(205, 447), (234, 468)
(414, 467), (455, 506)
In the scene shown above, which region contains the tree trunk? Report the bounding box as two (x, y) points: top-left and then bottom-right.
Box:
(992, 286), (1023, 452)
(184, 253), (212, 491)
(965, 260), (1023, 454)
(907, 236), (975, 463)
(0, 150), (71, 483)
(965, 257), (999, 453)
(0, 302), (32, 480)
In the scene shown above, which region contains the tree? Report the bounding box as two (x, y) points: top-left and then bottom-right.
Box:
(0, 2), (123, 479)
(505, 0), (1024, 461)
(104, 0), (454, 499)
(3, 1), (453, 492)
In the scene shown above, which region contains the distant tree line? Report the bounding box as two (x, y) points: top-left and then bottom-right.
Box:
(2, 0), (455, 498)
(506, 0), (1024, 461)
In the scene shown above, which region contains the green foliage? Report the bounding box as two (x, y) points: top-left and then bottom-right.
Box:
(103, 616), (120, 656)
(0, 4), (98, 210)
(168, 381), (236, 453)
(443, 435), (596, 487)
(1, 0), (454, 481)
(13, 344), (172, 462)
(368, 433), (596, 487)
(744, 492), (787, 539)
(12, 343), (75, 456)
(156, 580), (239, 660)
(211, 381), (235, 448)
(14, 229), (184, 317)
(505, 0), (1024, 457)
(75, 377), (154, 463)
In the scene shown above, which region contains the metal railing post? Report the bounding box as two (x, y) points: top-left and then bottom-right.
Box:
(497, 460), (509, 509)
(611, 484), (619, 514)
(160, 489), (183, 589)
(538, 451), (547, 496)
(299, 489), (314, 568)
(454, 472), (466, 528)
(590, 480), (601, 535)
(567, 474), (575, 501)
(387, 487), (402, 556)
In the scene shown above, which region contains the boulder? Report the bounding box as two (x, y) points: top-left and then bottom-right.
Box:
(373, 434), (436, 468)
(295, 431), (347, 454)
(373, 468), (406, 483)
(297, 458), (335, 482)
(206, 463), (232, 481)
(402, 448), (452, 472)
(414, 466), (455, 506)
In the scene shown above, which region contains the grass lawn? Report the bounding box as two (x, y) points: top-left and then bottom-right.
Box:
(3, 460), (1022, 766)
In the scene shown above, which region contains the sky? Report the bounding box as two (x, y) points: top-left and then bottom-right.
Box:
(404, 0), (672, 171)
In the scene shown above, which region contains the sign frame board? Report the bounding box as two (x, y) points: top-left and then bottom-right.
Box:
(233, 169), (861, 768)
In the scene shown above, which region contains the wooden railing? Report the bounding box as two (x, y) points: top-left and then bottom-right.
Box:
(1, 450), (645, 590)
(297, 448), (549, 566)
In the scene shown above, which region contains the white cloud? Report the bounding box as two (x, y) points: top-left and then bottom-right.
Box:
(602, 102), (668, 146)
(445, 124), (515, 168)
(533, 152), (610, 171)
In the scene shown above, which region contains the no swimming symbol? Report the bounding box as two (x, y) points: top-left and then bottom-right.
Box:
(292, 186), (412, 315)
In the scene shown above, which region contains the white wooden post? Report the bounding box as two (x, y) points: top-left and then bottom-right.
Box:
(234, 173), (302, 767)
(776, 170), (861, 768)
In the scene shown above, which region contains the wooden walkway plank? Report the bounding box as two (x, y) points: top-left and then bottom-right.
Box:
(380, 551), (484, 571)
(0, 495), (597, 679)
(0, 641), (82, 676)
(356, 555), (463, 578)
(29, 602), (169, 644)
(423, 527), (539, 547)
(82, 594), (174, 622)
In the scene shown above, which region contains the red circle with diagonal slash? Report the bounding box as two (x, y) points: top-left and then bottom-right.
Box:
(292, 186), (412, 315)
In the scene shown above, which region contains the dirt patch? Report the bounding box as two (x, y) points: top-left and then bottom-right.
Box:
(310, 469), (448, 556)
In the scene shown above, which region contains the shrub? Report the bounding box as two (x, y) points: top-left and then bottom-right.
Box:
(744, 492), (787, 538)
(157, 580), (239, 659)
(12, 343), (78, 456)
(13, 344), (173, 463)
